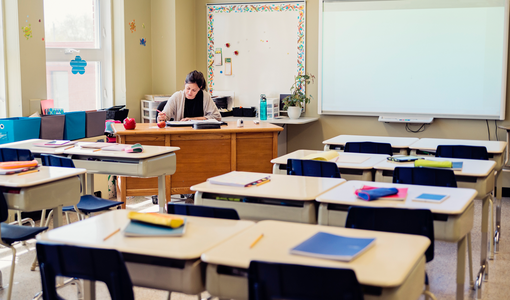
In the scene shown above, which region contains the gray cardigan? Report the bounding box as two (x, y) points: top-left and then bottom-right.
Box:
(161, 90), (221, 121)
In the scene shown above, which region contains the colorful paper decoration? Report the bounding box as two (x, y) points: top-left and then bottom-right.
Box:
(21, 24), (32, 40)
(70, 56), (87, 75)
(140, 38), (147, 46)
(234, 51), (239, 56)
(215, 48), (222, 66)
(225, 58), (232, 76)
(142, 23), (145, 29)
(129, 19), (136, 33)
(225, 43), (230, 47)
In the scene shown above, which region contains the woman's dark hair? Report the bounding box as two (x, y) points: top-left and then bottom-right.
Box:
(185, 70), (207, 91)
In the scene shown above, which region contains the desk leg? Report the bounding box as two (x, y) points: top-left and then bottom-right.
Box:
(83, 280), (96, 300)
(117, 176), (127, 209)
(495, 169), (502, 254)
(475, 194), (490, 299)
(52, 206), (62, 228)
(86, 173), (94, 195)
(158, 175), (166, 213)
(456, 235), (466, 300)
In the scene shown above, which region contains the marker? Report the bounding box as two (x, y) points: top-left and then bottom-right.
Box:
(249, 233), (264, 249)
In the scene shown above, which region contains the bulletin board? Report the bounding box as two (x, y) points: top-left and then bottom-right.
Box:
(206, 1), (306, 110)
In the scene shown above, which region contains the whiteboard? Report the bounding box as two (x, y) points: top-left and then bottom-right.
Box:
(207, 2), (306, 110)
(318, 0), (509, 120)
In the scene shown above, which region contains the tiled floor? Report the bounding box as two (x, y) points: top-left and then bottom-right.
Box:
(0, 195), (509, 300)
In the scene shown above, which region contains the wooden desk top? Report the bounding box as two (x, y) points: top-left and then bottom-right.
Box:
(323, 135), (419, 148)
(201, 220), (430, 288)
(409, 138), (506, 154)
(38, 210), (255, 260)
(0, 166), (86, 188)
(316, 180), (477, 215)
(113, 121), (283, 135)
(222, 116), (319, 125)
(191, 172), (345, 201)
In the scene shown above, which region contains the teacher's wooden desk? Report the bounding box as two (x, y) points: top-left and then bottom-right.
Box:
(37, 209), (254, 300)
(323, 135), (419, 155)
(201, 220), (430, 300)
(316, 180), (477, 300)
(0, 139), (179, 213)
(113, 122), (283, 203)
(270, 149), (388, 181)
(192, 172), (345, 223)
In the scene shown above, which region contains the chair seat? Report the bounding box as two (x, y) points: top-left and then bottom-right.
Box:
(63, 195), (123, 214)
(1, 223), (48, 245)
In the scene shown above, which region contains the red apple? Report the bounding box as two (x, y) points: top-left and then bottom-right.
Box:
(157, 121), (166, 128)
(123, 117), (136, 130)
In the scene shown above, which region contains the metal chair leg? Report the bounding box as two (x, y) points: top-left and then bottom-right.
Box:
(467, 232), (474, 289)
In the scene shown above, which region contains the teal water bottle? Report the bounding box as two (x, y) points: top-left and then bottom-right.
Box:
(260, 94), (267, 120)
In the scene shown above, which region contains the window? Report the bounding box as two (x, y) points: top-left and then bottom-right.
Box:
(44, 0), (112, 111)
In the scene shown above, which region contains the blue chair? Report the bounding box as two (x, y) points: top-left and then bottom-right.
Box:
(40, 154), (123, 222)
(392, 167), (457, 187)
(0, 191), (48, 300)
(435, 145), (489, 160)
(0, 148), (33, 161)
(345, 206), (436, 300)
(36, 241), (134, 300)
(167, 203), (240, 220)
(248, 261), (363, 300)
(286, 158), (341, 178)
(344, 141), (393, 156)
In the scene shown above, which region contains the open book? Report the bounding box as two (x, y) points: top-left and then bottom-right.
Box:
(207, 171), (271, 187)
(290, 232), (375, 262)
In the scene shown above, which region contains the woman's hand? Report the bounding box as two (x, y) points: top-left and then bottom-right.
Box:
(157, 112), (167, 122)
(181, 117), (207, 121)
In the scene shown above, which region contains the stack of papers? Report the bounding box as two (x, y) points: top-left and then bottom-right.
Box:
(207, 171), (271, 187)
(34, 140), (75, 148)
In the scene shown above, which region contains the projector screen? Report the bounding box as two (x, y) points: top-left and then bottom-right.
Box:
(319, 0), (509, 120)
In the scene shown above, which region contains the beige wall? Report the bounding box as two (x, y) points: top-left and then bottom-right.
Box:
(195, 0), (510, 152)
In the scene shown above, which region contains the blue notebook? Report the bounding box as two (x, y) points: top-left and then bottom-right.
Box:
(123, 219), (187, 237)
(290, 232), (376, 262)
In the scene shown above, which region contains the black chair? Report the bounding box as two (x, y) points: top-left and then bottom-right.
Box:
(36, 241), (134, 300)
(167, 203), (240, 220)
(157, 100), (168, 121)
(248, 261), (364, 300)
(344, 141), (393, 156)
(0, 192), (48, 300)
(0, 148), (33, 161)
(287, 158), (341, 178)
(392, 167), (457, 187)
(435, 145), (489, 160)
(345, 206), (435, 300)
(40, 154), (123, 222)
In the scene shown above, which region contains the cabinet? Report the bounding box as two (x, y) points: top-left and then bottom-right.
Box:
(140, 100), (166, 123)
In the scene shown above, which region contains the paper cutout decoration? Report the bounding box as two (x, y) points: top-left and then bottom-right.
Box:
(70, 56), (87, 75)
(234, 51), (239, 56)
(142, 23), (145, 29)
(40, 99), (54, 115)
(215, 48), (222, 66)
(225, 58), (232, 76)
(21, 24), (32, 40)
(140, 38), (147, 46)
(129, 19), (136, 33)
(225, 43), (230, 48)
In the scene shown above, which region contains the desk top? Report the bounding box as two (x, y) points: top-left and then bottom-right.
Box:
(201, 220), (429, 288)
(38, 209), (254, 260)
(374, 157), (496, 177)
(271, 150), (389, 170)
(316, 180), (477, 215)
(222, 116), (319, 125)
(409, 138), (506, 154)
(0, 166), (86, 188)
(323, 135), (419, 148)
(191, 172), (345, 201)
(0, 139), (180, 159)
(113, 121), (283, 135)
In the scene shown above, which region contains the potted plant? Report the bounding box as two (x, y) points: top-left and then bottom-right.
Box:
(282, 73), (315, 119)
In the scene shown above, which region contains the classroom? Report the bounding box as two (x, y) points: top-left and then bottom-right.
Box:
(0, 0), (510, 299)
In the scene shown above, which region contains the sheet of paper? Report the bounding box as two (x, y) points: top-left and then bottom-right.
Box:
(336, 155), (370, 164)
(225, 58), (232, 75)
(215, 48), (223, 66)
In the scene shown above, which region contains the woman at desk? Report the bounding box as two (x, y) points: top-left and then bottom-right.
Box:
(157, 70), (221, 122)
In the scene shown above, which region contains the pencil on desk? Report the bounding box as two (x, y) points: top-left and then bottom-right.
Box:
(103, 228), (121, 241)
(249, 233), (264, 248)
(93, 149), (101, 152)
(17, 169), (40, 176)
(64, 145), (75, 150)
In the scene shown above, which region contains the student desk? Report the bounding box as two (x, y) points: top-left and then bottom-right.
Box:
(0, 166), (84, 228)
(112, 122), (282, 204)
(0, 139), (180, 213)
(409, 137), (506, 256)
(316, 180), (476, 300)
(323, 135), (419, 155)
(37, 209), (254, 300)
(201, 220), (430, 300)
(192, 172), (345, 224)
(270, 149), (388, 181)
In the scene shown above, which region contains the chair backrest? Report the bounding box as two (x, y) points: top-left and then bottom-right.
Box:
(392, 167), (457, 188)
(167, 203), (240, 220)
(0, 148), (33, 162)
(286, 159), (341, 178)
(345, 206), (434, 262)
(40, 154), (76, 168)
(344, 141), (393, 156)
(435, 145), (489, 160)
(157, 101), (168, 120)
(0, 190), (8, 223)
(36, 241), (134, 300)
(248, 261), (364, 300)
